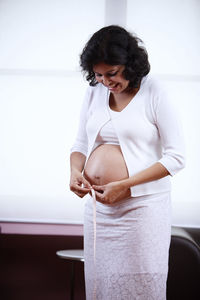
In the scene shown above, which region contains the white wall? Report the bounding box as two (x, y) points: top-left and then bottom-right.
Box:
(0, 0), (200, 226)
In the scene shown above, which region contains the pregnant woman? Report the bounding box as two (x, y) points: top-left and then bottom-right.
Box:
(70, 25), (185, 300)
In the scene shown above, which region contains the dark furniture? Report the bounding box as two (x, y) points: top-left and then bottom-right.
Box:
(167, 227), (200, 300)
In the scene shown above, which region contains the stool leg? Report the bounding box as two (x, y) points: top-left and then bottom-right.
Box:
(70, 261), (75, 300)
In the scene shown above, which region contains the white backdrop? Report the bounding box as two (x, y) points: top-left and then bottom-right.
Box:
(0, 0), (200, 226)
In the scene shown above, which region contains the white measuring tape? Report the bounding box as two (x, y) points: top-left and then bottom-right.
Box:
(91, 188), (97, 300)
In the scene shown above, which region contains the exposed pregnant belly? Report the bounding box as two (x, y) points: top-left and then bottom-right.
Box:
(84, 144), (131, 199)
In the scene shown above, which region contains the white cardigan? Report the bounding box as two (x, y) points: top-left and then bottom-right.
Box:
(71, 75), (185, 197)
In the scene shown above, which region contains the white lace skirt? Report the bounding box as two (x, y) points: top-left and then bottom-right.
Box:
(84, 191), (172, 300)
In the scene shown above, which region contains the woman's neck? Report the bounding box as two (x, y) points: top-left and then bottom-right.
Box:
(109, 87), (140, 112)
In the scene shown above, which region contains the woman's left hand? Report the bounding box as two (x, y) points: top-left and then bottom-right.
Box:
(92, 181), (130, 204)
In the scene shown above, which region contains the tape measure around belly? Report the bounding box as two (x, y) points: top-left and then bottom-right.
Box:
(91, 188), (97, 300)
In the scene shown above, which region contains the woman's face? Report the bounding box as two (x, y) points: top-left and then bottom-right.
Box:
(93, 62), (130, 94)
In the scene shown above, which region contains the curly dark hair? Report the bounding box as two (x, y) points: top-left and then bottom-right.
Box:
(80, 25), (150, 89)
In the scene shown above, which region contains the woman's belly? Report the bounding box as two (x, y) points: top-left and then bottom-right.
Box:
(84, 144), (130, 196)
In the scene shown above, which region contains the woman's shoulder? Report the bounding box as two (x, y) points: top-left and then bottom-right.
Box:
(85, 83), (108, 102)
(82, 83), (108, 111)
(142, 74), (171, 106)
(144, 74), (175, 115)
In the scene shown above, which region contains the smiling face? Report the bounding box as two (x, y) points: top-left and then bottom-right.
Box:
(93, 62), (130, 94)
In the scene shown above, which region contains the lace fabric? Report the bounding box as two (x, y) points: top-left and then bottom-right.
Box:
(86, 273), (167, 300)
(84, 192), (171, 300)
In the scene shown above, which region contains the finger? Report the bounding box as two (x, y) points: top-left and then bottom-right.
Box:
(74, 189), (89, 198)
(95, 193), (105, 203)
(75, 192), (85, 198)
(82, 177), (92, 189)
(96, 196), (109, 204)
(95, 190), (107, 202)
(70, 184), (90, 193)
(96, 198), (106, 204)
(92, 184), (105, 192)
(76, 183), (91, 191)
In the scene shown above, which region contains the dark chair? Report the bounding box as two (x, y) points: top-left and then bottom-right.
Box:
(167, 227), (200, 300)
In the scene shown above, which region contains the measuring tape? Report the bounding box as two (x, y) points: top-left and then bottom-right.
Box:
(91, 188), (97, 300)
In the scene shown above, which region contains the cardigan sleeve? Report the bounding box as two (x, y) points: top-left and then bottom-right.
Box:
(154, 89), (186, 176)
(70, 87), (92, 157)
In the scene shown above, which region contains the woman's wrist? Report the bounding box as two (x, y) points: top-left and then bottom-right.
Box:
(119, 177), (133, 190)
(70, 152), (86, 174)
(71, 167), (81, 174)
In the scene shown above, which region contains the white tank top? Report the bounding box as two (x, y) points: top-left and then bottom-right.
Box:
(93, 108), (120, 150)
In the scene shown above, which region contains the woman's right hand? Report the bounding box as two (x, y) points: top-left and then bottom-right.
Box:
(69, 169), (92, 198)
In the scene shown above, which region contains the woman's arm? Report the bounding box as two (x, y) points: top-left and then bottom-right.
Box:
(69, 87), (93, 198)
(70, 152), (91, 198)
(93, 162), (169, 204)
(122, 162), (170, 189)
